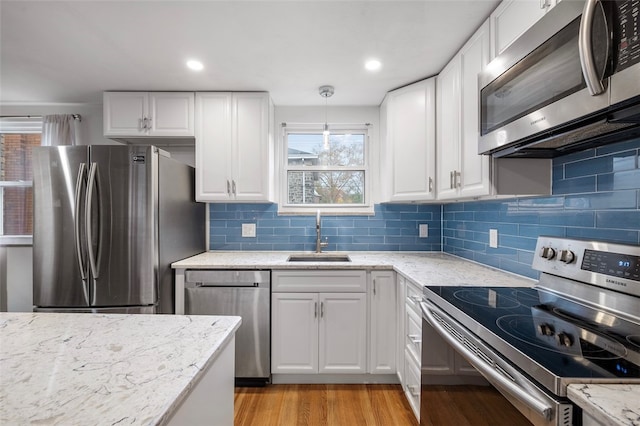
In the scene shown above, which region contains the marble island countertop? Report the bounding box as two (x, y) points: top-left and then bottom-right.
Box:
(0, 312), (241, 425)
(172, 251), (536, 288)
(568, 384), (640, 426)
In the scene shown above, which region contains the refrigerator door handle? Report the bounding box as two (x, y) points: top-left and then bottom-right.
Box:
(74, 163), (88, 283)
(85, 162), (100, 281)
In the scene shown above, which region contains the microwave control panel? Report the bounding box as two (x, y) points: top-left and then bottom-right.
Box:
(617, 0), (640, 72)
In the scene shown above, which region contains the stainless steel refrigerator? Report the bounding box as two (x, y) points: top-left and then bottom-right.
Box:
(32, 145), (205, 314)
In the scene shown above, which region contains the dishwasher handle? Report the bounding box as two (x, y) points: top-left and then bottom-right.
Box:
(185, 281), (267, 288)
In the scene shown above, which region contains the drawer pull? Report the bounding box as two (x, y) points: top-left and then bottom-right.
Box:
(406, 384), (420, 397)
(408, 334), (422, 345)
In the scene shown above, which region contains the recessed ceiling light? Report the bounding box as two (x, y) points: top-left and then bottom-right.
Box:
(365, 59), (382, 71)
(186, 60), (204, 71)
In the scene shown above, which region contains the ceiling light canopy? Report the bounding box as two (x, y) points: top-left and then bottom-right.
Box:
(186, 60), (204, 71)
(365, 59), (382, 72)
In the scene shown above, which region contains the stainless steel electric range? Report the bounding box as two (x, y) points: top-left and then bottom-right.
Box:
(421, 236), (640, 426)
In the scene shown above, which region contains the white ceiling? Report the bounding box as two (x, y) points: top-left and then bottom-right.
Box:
(0, 0), (500, 106)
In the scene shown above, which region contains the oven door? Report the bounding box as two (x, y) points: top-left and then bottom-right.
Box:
(478, 0), (611, 156)
(420, 300), (576, 426)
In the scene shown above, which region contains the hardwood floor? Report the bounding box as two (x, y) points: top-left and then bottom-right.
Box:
(234, 384), (533, 426)
(234, 384), (418, 426)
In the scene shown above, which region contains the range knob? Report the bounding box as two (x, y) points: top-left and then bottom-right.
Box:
(540, 246), (556, 260)
(537, 323), (555, 336)
(556, 332), (574, 347)
(559, 250), (575, 264)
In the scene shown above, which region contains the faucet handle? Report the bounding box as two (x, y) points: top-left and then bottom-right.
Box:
(321, 237), (329, 248)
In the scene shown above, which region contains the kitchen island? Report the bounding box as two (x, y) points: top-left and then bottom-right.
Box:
(0, 312), (241, 425)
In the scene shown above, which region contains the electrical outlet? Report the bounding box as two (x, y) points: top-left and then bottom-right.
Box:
(242, 223), (256, 238)
(489, 229), (498, 248)
(419, 224), (428, 238)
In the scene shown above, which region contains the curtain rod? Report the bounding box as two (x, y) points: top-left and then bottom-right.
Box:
(0, 114), (81, 120)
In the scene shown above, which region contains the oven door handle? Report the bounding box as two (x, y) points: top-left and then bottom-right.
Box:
(421, 300), (553, 421)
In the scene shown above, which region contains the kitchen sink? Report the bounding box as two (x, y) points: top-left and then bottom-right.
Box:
(287, 254), (351, 262)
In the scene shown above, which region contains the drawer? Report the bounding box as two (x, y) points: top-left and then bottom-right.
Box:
(404, 348), (421, 422)
(405, 307), (422, 363)
(405, 279), (422, 315)
(272, 270), (366, 293)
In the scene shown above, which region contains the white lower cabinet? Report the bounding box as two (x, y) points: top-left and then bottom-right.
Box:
(368, 271), (397, 374)
(271, 271), (367, 376)
(401, 276), (423, 422)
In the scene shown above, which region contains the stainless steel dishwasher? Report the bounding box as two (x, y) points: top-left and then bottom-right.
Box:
(184, 269), (270, 386)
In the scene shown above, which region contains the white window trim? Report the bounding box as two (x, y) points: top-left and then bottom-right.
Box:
(278, 123), (373, 215)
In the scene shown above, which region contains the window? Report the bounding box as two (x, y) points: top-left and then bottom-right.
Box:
(0, 117), (42, 239)
(282, 124), (370, 213)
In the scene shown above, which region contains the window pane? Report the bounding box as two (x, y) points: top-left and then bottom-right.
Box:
(1, 187), (33, 235)
(1, 132), (41, 236)
(287, 133), (365, 167)
(288, 171), (364, 204)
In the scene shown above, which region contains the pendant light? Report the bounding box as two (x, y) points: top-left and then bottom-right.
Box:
(319, 85), (334, 148)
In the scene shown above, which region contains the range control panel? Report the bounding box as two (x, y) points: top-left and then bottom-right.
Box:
(533, 236), (640, 297)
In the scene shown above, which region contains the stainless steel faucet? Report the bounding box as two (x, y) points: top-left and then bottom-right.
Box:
(316, 210), (329, 253)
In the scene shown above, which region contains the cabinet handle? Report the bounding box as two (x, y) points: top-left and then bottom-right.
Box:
(146, 116), (152, 130)
(455, 171), (461, 188)
(407, 385), (420, 397)
(373, 279), (376, 296)
(320, 301), (324, 318)
(226, 180), (231, 196)
(428, 176), (433, 193)
(314, 302), (318, 318)
(408, 334), (422, 345)
(407, 295), (421, 305)
(232, 180), (237, 196)
(450, 171), (454, 189)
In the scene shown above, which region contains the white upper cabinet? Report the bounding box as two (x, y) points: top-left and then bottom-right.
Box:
(490, 0), (561, 59)
(195, 92), (274, 202)
(380, 78), (436, 202)
(437, 21), (491, 200)
(103, 92), (194, 138)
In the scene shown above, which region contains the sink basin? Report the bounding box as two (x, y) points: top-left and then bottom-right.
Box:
(287, 254), (351, 262)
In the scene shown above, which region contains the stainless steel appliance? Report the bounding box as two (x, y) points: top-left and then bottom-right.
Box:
(185, 270), (271, 385)
(479, 0), (640, 158)
(33, 145), (205, 314)
(421, 236), (640, 426)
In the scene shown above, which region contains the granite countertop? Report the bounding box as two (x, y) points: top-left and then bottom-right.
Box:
(568, 384), (640, 426)
(0, 312), (241, 426)
(172, 251), (536, 288)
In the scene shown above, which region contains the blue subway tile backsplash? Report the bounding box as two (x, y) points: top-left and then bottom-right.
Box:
(209, 203), (442, 252)
(208, 138), (639, 280)
(443, 138), (640, 279)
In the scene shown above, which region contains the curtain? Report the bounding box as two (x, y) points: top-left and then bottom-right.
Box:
(41, 114), (79, 146)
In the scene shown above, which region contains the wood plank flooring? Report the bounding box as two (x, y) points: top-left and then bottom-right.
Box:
(234, 384), (418, 426)
(234, 384), (533, 426)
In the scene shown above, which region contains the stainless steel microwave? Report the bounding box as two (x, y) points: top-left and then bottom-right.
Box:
(479, 0), (640, 158)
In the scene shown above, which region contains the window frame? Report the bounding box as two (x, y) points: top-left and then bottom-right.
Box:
(0, 116), (42, 245)
(279, 123), (373, 215)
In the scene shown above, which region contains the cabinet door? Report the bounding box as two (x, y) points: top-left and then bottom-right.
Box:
(195, 92), (233, 201)
(459, 21), (491, 198)
(396, 274), (406, 384)
(369, 271), (396, 374)
(490, 0), (548, 59)
(232, 92), (272, 201)
(436, 58), (461, 200)
(385, 79), (436, 202)
(148, 92), (194, 137)
(319, 293), (367, 374)
(103, 92), (148, 136)
(271, 293), (318, 374)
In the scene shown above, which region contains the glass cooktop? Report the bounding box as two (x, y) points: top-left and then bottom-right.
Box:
(425, 286), (640, 380)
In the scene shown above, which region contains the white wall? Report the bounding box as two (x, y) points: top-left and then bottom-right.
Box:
(274, 105), (382, 204)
